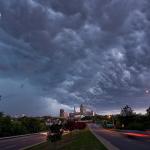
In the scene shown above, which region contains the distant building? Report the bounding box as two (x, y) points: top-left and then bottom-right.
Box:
(80, 104), (86, 115)
(69, 104), (95, 119)
(46, 118), (53, 126)
(60, 109), (65, 118)
(60, 109), (69, 118)
(64, 112), (69, 118)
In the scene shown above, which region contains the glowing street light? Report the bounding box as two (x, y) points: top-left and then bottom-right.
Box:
(108, 115), (111, 119)
(145, 89), (150, 94)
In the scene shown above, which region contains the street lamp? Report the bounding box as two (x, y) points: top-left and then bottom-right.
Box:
(108, 115), (116, 128)
(108, 115), (111, 119)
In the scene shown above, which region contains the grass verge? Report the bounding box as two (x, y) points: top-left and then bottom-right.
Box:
(26, 128), (107, 150)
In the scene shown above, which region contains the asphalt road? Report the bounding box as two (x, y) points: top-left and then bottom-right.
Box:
(89, 124), (150, 150)
(0, 133), (47, 150)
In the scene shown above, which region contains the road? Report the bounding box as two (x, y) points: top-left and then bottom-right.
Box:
(0, 133), (47, 150)
(89, 124), (150, 150)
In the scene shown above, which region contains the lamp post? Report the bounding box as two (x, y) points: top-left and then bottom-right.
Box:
(108, 115), (115, 128)
(112, 115), (115, 128)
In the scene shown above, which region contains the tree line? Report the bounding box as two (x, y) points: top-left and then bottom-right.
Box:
(0, 112), (47, 137)
(93, 105), (150, 130)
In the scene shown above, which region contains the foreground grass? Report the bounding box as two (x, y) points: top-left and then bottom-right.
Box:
(26, 128), (107, 150)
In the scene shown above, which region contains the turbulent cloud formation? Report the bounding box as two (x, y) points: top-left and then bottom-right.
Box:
(0, 0), (150, 115)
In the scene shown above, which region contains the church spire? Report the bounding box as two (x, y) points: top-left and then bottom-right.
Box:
(74, 106), (76, 113)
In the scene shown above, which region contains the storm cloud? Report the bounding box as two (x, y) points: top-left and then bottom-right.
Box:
(0, 0), (150, 116)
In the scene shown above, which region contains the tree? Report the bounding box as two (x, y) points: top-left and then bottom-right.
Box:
(0, 115), (12, 137)
(0, 112), (4, 117)
(121, 105), (133, 117)
(146, 106), (150, 116)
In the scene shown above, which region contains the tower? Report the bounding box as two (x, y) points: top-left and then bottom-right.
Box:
(80, 104), (86, 115)
(74, 106), (76, 113)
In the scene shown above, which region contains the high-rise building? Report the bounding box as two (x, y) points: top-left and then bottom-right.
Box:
(80, 104), (86, 115)
(69, 104), (95, 119)
(60, 109), (65, 118)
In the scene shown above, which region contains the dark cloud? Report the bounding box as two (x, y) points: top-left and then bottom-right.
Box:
(0, 0), (150, 115)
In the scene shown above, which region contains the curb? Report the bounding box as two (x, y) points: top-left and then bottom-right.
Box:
(20, 141), (46, 150)
(88, 125), (120, 150)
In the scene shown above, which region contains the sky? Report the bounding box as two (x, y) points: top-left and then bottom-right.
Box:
(0, 0), (150, 116)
